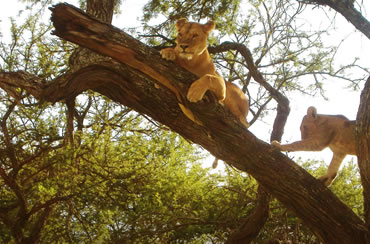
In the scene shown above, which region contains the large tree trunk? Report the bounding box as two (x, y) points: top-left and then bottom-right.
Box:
(0, 3), (368, 243)
(357, 76), (370, 231)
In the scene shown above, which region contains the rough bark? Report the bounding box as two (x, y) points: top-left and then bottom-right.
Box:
(299, 0), (370, 39)
(86, 0), (115, 23)
(357, 76), (370, 230)
(0, 3), (368, 243)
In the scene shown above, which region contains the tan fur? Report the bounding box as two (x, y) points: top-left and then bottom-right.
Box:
(160, 18), (249, 129)
(271, 106), (356, 186)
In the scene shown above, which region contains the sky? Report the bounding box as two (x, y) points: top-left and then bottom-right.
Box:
(0, 0), (369, 170)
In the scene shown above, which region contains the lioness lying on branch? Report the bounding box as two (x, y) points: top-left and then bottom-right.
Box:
(160, 18), (249, 129)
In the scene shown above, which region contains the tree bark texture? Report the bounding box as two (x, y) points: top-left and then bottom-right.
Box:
(0, 3), (368, 243)
(357, 76), (370, 231)
(86, 0), (115, 23)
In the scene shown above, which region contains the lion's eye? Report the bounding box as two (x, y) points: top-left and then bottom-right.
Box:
(192, 34), (198, 39)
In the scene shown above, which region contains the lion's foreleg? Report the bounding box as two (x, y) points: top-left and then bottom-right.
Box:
(271, 139), (327, 152)
(187, 74), (226, 102)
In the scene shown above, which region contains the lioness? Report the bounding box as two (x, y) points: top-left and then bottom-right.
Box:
(271, 106), (356, 186)
(160, 18), (249, 128)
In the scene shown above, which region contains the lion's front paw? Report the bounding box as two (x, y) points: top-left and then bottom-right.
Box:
(271, 140), (281, 148)
(160, 48), (176, 61)
(187, 82), (207, 103)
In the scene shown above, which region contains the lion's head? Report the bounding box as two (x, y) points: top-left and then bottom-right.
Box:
(174, 18), (215, 60)
(300, 106), (321, 139)
(300, 106), (351, 141)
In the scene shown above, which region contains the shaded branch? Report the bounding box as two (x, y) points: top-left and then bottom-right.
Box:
(23, 206), (54, 244)
(0, 168), (27, 222)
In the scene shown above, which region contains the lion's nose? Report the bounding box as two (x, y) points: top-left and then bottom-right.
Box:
(180, 44), (189, 50)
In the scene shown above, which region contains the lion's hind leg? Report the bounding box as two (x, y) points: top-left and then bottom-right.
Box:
(319, 152), (346, 186)
(224, 83), (249, 128)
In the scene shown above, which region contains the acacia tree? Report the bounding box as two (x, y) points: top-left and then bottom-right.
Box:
(0, 0), (369, 243)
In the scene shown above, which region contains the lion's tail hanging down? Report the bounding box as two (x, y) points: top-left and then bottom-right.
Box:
(212, 158), (219, 168)
(178, 103), (203, 125)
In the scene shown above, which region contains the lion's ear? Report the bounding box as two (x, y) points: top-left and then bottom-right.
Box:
(307, 106), (317, 119)
(176, 18), (188, 30)
(203, 20), (215, 34)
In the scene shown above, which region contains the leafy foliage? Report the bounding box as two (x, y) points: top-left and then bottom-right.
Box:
(0, 89), (261, 243)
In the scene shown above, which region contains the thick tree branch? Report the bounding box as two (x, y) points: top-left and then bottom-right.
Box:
(0, 3), (367, 243)
(86, 0), (115, 23)
(0, 71), (45, 100)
